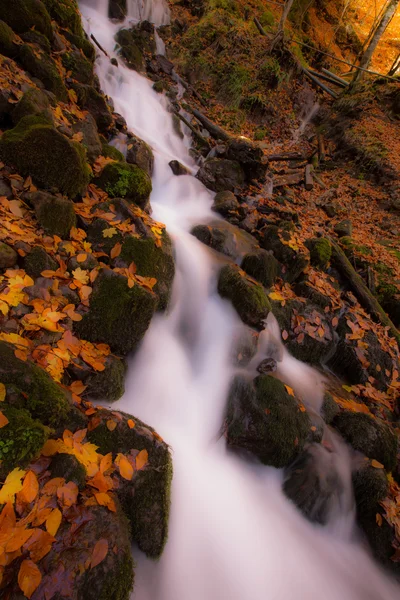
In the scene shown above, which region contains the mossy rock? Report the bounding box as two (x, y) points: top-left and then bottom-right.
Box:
(61, 50), (94, 85)
(68, 253), (98, 272)
(21, 29), (51, 53)
(49, 453), (86, 489)
(116, 25), (156, 72)
(87, 218), (124, 255)
(152, 80), (167, 94)
(212, 190), (240, 215)
(109, 0), (127, 20)
(294, 280), (331, 309)
(333, 411), (397, 472)
(0, 341), (71, 427)
(261, 225), (309, 283)
(0, 242), (17, 269)
(12, 88), (53, 125)
(334, 219), (352, 238)
(376, 281), (400, 329)
(241, 249), (280, 288)
(61, 29), (96, 62)
(218, 263), (271, 328)
(19, 44), (68, 101)
(84, 355), (127, 402)
(0, 19), (18, 58)
(0, 115), (90, 198)
(75, 268), (158, 355)
(197, 158), (245, 192)
(0, 404), (49, 476)
(23, 246), (57, 278)
(225, 375), (310, 468)
(306, 237), (332, 269)
(126, 135), (154, 177)
(32, 191), (76, 238)
(0, 0), (53, 40)
(72, 82), (113, 133)
(72, 113), (102, 163)
(119, 233), (175, 310)
(87, 408), (172, 558)
(42, 0), (83, 36)
(353, 462), (389, 516)
(102, 142), (125, 162)
(96, 162), (152, 208)
(320, 392), (339, 424)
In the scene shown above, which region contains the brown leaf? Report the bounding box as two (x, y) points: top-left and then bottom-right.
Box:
(106, 419), (117, 431)
(18, 560), (42, 599)
(90, 538), (108, 569)
(24, 528), (55, 562)
(5, 528), (34, 552)
(57, 481), (78, 508)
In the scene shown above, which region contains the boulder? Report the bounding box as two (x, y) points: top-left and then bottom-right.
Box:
(126, 135), (154, 177)
(21, 28), (51, 53)
(72, 113), (102, 162)
(320, 392), (340, 424)
(0, 19), (18, 58)
(353, 462), (389, 516)
(102, 142), (125, 162)
(306, 237), (332, 269)
(42, 0), (83, 36)
(0, 242), (18, 269)
(218, 264), (271, 328)
(191, 220), (258, 260)
(0, 0), (53, 40)
(225, 375), (311, 468)
(334, 219), (352, 238)
(241, 249), (280, 288)
(212, 190), (240, 215)
(19, 43), (68, 101)
(12, 88), (53, 125)
(61, 49), (94, 85)
(23, 245), (58, 278)
(0, 115), (90, 198)
(87, 218), (124, 255)
(332, 411), (397, 472)
(169, 160), (189, 176)
(61, 28), (96, 62)
(197, 158), (245, 192)
(96, 162), (152, 208)
(226, 138), (266, 181)
(261, 225), (309, 283)
(109, 0), (127, 20)
(30, 190), (76, 238)
(116, 23), (156, 72)
(72, 82), (113, 133)
(83, 355), (127, 402)
(75, 268), (158, 355)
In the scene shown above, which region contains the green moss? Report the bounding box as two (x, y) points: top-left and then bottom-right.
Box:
(0, 19), (18, 58)
(0, 404), (49, 475)
(61, 29), (96, 62)
(0, 115), (90, 198)
(218, 63), (250, 109)
(152, 80), (167, 94)
(61, 51), (93, 85)
(23, 246), (58, 278)
(101, 142), (125, 162)
(35, 196), (76, 238)
(42, 0), (83, 36)
(307, 237), (332, 269)
(254, 126), (268, 141)
(120, 233), (175, 310)
(12, 88), (52, 125)
(0, 342), (71, 427)
(0, 0), (53, 39)
(21, 29), (51, 53)
(88, 544), (134, 600)
(85, 356), (127, 402)
(259, 9), (274, 29)
(257, 57), (283, 89)
(96, 162), (152, 207)
(353, 463), (389, 516)
(72, 83), (113, 133)
(49, 453), (87, 489)
(0, 242), (17, 269)
(19, 44), (68, 101)
(320, 392), (339, 424)
(87, 218), (123, 255)
(218, 264), (271, 328)
(241, 249), (280, 287)
(75, 268), (157, 355)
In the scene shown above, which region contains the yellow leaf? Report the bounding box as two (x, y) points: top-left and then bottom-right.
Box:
(0, 410), (9, 428)
(21, 471), (39, 504)
(342, 385), (353, 393)
(136, 449), (148, 471)
(284, 385), (295, 397)
(18, 559), (42, 599)
(68, 88), (78, 103)
(72, 131), (84, 142)
(106, 419), (117, 431)
(102, 227), (117, 238)
(371, 459), (384, 469)
(0, 383), (5, 402)
(72, 267), (89, 285)
(269, 291), (285, 301)
(0, 468), (26, 504)
(46, 508), (62, 537)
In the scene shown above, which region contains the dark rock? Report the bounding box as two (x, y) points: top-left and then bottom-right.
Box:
(231, 326), (259, 367)
(218, 264), (271, 328)
(212, 190), (240, 215)
(19, 43), (67, 101)
(192, 221), (257, 260)
(306, 237), (332, 269)
(68, 253), (98, 272)
(21, 29), (51, 53)
(0, 177), (12, 198)
(42, 0), (83, 36)
(116, 24), (156, 72)
(197, 158), (245, 192)
(29, 190), (76, 238)
(225, 375), (310, 468)
(75, 268), (158, 355)
(12, 88), (53, 125)
(321, 392), (339, 424)
(109, 0), (127, 20)
(23, 245), (58, 278)
(72, 82), (113, 133)
(0, 242), (18, 269)
(169, 160), (189, 176)
(84, 355), (127, 402)
(241, 249), (280, 288)
(87, 218), (123, 255)
(126, 135), (154, 177)
(61, 49), (94, 85)
(256, 358), (277, 373)
(49, 453), (86, 489)
(261, 225), (309, 283)
(0, 0), (53, 40)
(353, 462), (389, 516)
(156, 54), (174, 75)
(334, 219), (352, 237)
(226, 138), (266, 182)
(72, 113), (102, 162)
(0, 19), (18, 58)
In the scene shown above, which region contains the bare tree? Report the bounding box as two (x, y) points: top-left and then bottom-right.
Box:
(353, 0), (400, 83)
(271, 0), (295, 49)
(388, 51), (400, 76)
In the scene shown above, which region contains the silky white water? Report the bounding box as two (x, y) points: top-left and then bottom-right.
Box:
(79, 2), (399, 597)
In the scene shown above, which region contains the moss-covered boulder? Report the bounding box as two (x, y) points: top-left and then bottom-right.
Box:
(306, 237), (332, 269)
(116, 24), (156, 72)
(87, 218), (124, 255)
(226, 138), (266, 181)
(109, 0), (127, 20)
(0, 0), (52, 40)
(192, 221), (257, 260)
(225, 375), (311, 467)
(88, 408), (172, 558)
(212, 190), (240, 215)
(0, 341), (71, 427)
(101, 142), (125, 162)
(119, 233), (175, 310)
(72, 113), (102, 163)
(21, 29), (51, 53)
(197, 158), (245, 192)
(353, 462), (389, 517)
(72, 82), (113, 133)
(23, 245), (58, 278)
(376, 280), (400, 329)
(68, 253), (99, 272)
(126, 135), (154, 177)
(0, 404), (49, 476)
(42, 0), (83, 36)
(321, 392), (339, 424)
(29, 190), (76, 238)
(19, 44), (68, 101)
(83, 355), (127, 402)
(61, 49), (94, 85)
(0, 115), (90, 198)
(0, 19), (18, 58)
(334, 219), (352, 238)
(333, 411), (397, 471)
(61, 28), (96, 62)
(241, 249), (280, 288)
(0, 241), (17, 269)
(218, 264), (271, 328)
(12, 88), (53, 125)
(96, 162), (152, 208)
(75, 268), (158, 355)
(261, 225), (309, 283)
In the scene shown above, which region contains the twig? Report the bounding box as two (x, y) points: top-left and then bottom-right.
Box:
(90, 34), (109, 58)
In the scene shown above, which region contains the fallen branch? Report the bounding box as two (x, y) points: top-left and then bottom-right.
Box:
(173, 73), (207, 107)
(253, 17), (273, 38)
(308, 69), (348, 89)
(267, 152), (304, 161)
(321, 68), (350, 86)
(273, 172), (303, 187)
(330, 239), (400, 345)
(172, 111), (210, 147)
(303, 69), (338, 99)
(90, 34), (109, 58)
(317, 134), (326, 163)
(191, 108), (231, 142)
(304, 164), (313, 190)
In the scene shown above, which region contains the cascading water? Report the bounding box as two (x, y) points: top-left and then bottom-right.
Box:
(79, 2), (399, 598)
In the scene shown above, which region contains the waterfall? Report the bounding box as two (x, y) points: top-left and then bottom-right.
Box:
(79, 2), (399, 598)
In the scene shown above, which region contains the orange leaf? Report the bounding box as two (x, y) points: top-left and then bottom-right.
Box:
(57, 481), (78, 508)
(77, 253), (87, 263)
(106, 419), (117, 431)
(127, 419), (135, 429)
(282, 330), (288, 341)
(284, 385), (295, 397)
(18, 559), (42, 599)
(21, 471), (39, 504)
(0, 410), (9, 428)
(332, 317), (338, 327)
(90, 538), (108, 569)
(136, 449), (148, 471)
(24, 528), (55, 562)
(116, 454), (134, 480)
(371, 459), (384, 469)
(100, 453), (112, 474)
(46, 508), (62, 537)
(110, 242), (122, 259)
(376, 513), (383, 526)
(88, 471), (113, 493)
(42, 478), (65, 497)
(94, 492), (116, 512)
(5, 528), (34, 553)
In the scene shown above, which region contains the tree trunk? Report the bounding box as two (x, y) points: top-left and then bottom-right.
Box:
(271, 0), (295, 49)
(388, 51), (400, 76)
(353, 0), (400, 83)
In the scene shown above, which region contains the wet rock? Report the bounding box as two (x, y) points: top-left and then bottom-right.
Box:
(87, 218), (123, 255)
(191, 220), (258, 260)
(226, 138), (266, 182)
(225, 375), (310, 468)
(333, 411), (397, 471)
(61, 28), (95, 62)
(0, 0), (53, 40)
(102, 141), (125, 162)
(0, 115), (90, 198)
(75, 268), (158, 355)
(156, 54), (174, 75)
(334, 219), (352, 238)
(49, 453), (86, 489)
(72, 113), (102, 162)
(218, 264), (271, 328)
(21, 28), (51, 53)
(197, 158), (245, 192)
(62, 49), (94, 85)
(239, 210), (260, 233)
(109, 0), (127, 20)
(306, 237), (332, 269)
(0, 242), (18, 269)
(29, 190), (76, 238)
(261, 225), (309, 283)
(169, 160), (189, 176)
(212, 190), (240, 215)
(19, 43), (68, 101)
(96, 161), (152, 208)
(321, 392), (340, 424)
(23, 245), (58, 278)
(241, 249), (281, 288)
(256, 357), (277, 373)
(87, 408), (172, 558)
(116, 23), (156, 72)
(294, 280), (331, 309)
(231, 325), (259, 367)
(72, 82), (113, 133)
(42, 0), (84, 36)
(12, 87), (53, 125)
(353, 462), (389, 516)
(126, 135), (154, 177)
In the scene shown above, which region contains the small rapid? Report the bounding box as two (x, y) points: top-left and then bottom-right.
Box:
(79, 2), (399, 598)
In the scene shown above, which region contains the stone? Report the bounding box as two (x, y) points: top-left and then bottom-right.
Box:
(61, 49), (94, 85)
(261, 225), (309, 283)
(0, 242), (17, 269)
(0, 19), (18, 58)
(72, 113), (102, 162)
(84, 355), (127, 402)
(334, 219), (352, 238)
(126, 135), (154, 177)
(96, 161), (152, 208)
(212, 190), (240, 215)
(29, 190), (76, 238)
(197, 158), (245, 192)
(116, 23), (156, 72)
(241, 249), (281, 288)
(41, 0), (83, 36)
(109, 0), (127, 20)
(191, 221), (258, 260)
(19, 43), (68, 101)
(0, 0), (53, 40)
(226, 138), (266, 181)
(72, 82), (113, 133)
(23, 245), (58, 278)
(306, 237), (332, 269)
(12, 88), (53, 125)
(169, 160), (189, 176)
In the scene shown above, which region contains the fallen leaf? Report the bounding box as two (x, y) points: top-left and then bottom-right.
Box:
(0, 383), (5, 401)
(21, 471), (39, 504)
(282, 330), (289, 341)
(127, 419), (135, 429)
(90, 539), (108, 569)
(0, 468), (26, 504)
(46, 508), (62, 537)
(18, 560), (42, 599)
(371, 459), (384, 469)
(116, 454), (134, 480)
(106, 419), (117, 431)
(136, 449), (148, 471)
(110, 242), (122, 259)
(376, 513), (383, 526)
(0, 410), (9, 428)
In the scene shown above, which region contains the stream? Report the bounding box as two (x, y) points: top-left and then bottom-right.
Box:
(79, 1), (399, 598)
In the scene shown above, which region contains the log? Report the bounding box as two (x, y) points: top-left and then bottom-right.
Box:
(172, 111), (210, 147)
(253, 16), (272, 37)
(267, 152), (304, 161)
(330, 239), (400, 345)
(90, 34), (109, 58)
(304, 164), (314, 190)
(191, 108), (231, 142)
(273, 172), (303, 187)
(317, 134), (326, 163)
(303, 69), (339, 99)
(173, 73), (207, 107)
(308, 69), (348, 88)
(321, 68), (350, 86)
